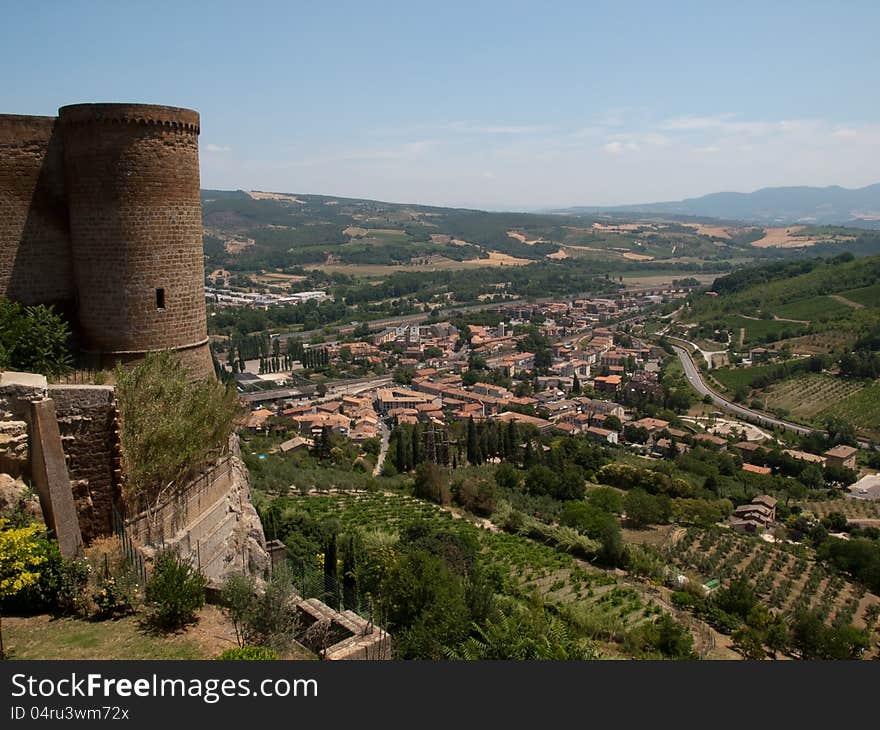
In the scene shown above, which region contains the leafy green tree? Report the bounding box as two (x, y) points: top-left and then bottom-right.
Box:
(413, 462), (450, 505)
(494, 462), (520, 490)
(588, 486), (623, 514)
(560, 501), (623, 565)
(623, 489), (668, 528)
(379, 549), (470, 659)
(454, 478), (497, 517)
(603, 415), (622, 432)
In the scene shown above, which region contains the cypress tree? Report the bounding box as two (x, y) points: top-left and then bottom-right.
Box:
(466, 416), (479, 465)
(411, 424), (421, 467)
(324, 531), (338, 581)
(396, 428), (407, 471)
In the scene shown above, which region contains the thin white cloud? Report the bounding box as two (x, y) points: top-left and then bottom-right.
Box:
(603, 141), (639, 154)
(696, 145), (721, 154)
(204, 143), (231, 153)
(447, 122), (552, 135)
(660, 114), (775, 136)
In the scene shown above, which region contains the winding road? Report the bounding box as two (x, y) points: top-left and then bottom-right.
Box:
(672, 344), (874, 449)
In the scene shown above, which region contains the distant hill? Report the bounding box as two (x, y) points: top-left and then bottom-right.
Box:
(554, 183), (880, 227)
(680, 253), (880, 350)
(198, 188), (880, 275)
(198, 189), (766, 272)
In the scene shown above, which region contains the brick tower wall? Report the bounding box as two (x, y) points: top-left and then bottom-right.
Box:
(0, 115), (74, 306)
(58, 104), (213, 378)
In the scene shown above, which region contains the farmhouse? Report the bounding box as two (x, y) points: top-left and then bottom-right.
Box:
(823, 445), (858, 471)
(729, 494), (777, 533)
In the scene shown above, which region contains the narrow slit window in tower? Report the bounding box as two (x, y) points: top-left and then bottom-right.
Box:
(156, 288), (166, 310)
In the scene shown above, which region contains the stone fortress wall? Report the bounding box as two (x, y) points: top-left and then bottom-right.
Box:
(0, 103), (212, 379)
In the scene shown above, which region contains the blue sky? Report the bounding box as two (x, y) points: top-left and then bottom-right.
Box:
(4, 1), (880, 209)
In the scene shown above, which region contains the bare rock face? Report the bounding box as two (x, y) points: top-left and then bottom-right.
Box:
(0, 472), (43, 523)
(226, 438), (270, 580)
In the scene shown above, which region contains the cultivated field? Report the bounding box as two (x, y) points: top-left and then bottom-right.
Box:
(751, 226), (855, 248)
(778, 330), (858, 355)
(247, 190), (307, 204)
(757, 374), (864, 421)
(506, 230), (546, 245)
(819, 383), (880, 440)
(682, 223), (734, 239)
(308, 252), (533, 276)
(667, 527), (880, 630)
(800, 499), (880, 520)
(281, 491), (696, 651)
(621, 272), (719, 288)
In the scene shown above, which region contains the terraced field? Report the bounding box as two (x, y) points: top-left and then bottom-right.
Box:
(283, 491), (666, 640)
(667, 528), (880, 630)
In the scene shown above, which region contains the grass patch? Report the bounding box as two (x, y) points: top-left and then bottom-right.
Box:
(4, 614), (210, 660)
(840, 283), (880, 308)
(773, 296), (853, 322)
(731, 315), (807, 346)
(711, 363), (780, 393)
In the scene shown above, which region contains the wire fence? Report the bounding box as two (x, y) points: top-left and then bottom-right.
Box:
(55, 367), (108, 385)
(110, 504), (147, 585)
(285, 557), (368, 616)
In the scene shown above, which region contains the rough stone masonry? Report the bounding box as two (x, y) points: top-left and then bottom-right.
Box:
(0, 103), (212, 379)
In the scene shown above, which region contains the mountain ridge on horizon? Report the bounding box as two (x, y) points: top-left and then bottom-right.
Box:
(550, 182), (880, 227)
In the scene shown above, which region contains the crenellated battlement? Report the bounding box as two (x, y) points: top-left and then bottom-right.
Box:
(57, 103), (200, 133)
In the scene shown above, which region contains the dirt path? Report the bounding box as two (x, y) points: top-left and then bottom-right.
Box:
(372, 421), (390, 477)
(772, 314), (810, 324)
(830, 293), (865, 309)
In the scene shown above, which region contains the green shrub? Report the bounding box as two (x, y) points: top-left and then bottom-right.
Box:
(145, 551), (206, 630)
(216, 646), (279, 660)
(0, 299), (72, 377)
(219, 569), (300, 651)
(0, 533), (88, 617)
(93, 573), (137, 619)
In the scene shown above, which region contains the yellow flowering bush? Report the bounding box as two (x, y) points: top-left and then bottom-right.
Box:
(0, 518), (48, 657)
(0, 518), (47, 601)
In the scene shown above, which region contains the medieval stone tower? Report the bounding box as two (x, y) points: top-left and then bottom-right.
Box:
(0, 103), (213, 379)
